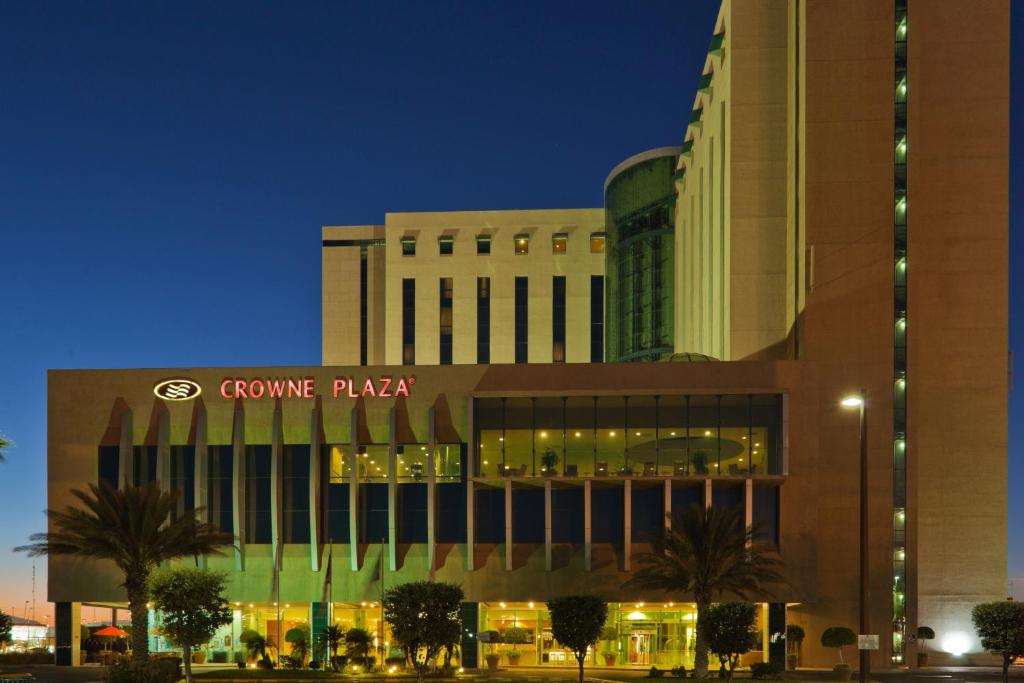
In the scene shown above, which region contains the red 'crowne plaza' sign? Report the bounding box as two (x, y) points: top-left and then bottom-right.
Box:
(219, 375), (415, 400)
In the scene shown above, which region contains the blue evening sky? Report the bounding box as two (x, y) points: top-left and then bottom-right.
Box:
(0, 2), (1019, 621)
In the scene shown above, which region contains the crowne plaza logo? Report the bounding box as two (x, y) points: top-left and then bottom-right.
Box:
(153, 378), (202, 401)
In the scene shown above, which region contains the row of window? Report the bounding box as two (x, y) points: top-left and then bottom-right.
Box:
(400, 232), (607, 257)
(402, 275), (605, 365)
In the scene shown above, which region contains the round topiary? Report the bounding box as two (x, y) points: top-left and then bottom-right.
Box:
(786, 624), (806, 642)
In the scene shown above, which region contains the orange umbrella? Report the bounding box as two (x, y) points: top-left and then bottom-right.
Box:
(94, 625), (129, 638)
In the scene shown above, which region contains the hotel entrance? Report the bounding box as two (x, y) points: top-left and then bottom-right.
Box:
(627, 630), (654, 665)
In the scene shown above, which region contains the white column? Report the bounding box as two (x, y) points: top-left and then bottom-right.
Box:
(387, 407), (398, 572)
(584, 479), (592, 572)
(745, 479), (754, 548)
(544, 479), (553, 571)
(427, 407), (437, 577)
(231, 402), (245, 571)
(349, 406), (360, 572)
(270, 401), (283, 573)
(623, 479), (632, 572)
(504, 479), (513, 571)
(664, 478), (673, 530)
(309, 399), (322, 571)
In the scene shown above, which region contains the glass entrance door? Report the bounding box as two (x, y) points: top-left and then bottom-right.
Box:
(628, 631), (654, 665)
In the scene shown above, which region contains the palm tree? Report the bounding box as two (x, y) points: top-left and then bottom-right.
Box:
(0, 435), (10, 463)
(15, 482), (233, 662)
(320, 624), (346, 670)
(624, 503), (787, 678)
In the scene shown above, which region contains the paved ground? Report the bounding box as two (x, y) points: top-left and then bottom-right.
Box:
(5, 665), (1024, 683)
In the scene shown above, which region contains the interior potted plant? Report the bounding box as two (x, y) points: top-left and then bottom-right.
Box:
(192, 649), (207, 664)
(916, 626), (935, 667)
(600, 626), (618, 665)
(821, 627), (856, 681)
(541, 448), (559, 476)
(479, 630), (502, 671)
(502, 626), (530, 665)
(786, 624), (805, 670)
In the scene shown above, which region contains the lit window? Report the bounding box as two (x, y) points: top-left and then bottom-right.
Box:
(401, 237), (416, 256)
(476, 234), (491, 255)
(590, 232), (606, 253)
(552, 233), (567, 254)
(514, 234), (529, 255)
(439, 236), (454, 256)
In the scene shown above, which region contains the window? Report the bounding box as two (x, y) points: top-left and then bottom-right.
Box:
(477, 277), (490, 364)
(439, 236), (454, 256)
(514, 234), (529, 255)
(590, 232), (606, 253)
(282, 445), (310, 543)
(98, 446), (119, 488)
(552, 233), (567, 254)
(402, 278), (415, 364)
(476, 234), (491, 254)
(515, 276), (528, 363)
(552, 276), (566, 362)
(590, 275), (604, 362)
(169, 445), (195, 520)
(439, 277), (453, 365)
(359, 248), (368, 366)
(401, 236), (416, 256)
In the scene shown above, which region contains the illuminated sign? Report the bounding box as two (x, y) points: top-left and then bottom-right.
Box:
(153, 378), (203, 401)
(219, 375), (415, 400)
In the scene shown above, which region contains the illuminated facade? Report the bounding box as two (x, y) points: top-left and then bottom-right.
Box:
(50, 0), (1007, 672)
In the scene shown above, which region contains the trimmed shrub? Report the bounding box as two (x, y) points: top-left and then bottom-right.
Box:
(649, 665), (666, 678)
(671, 665), (687, 678)
(107, 657), (181, 683)
(0, 652), (53, 665)
(751, 661), (784, 679)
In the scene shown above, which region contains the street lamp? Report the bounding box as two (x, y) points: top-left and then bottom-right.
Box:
(840, 392), (869, 683)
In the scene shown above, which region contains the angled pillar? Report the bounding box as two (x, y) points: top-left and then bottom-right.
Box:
(231, 399), (246, 571)
(118, 408), (133, 488)
(544, 479), (552, 571)
(387, 407), (398, 572)
(623, 479), (632, 572)
(349, 405), (361, 572)
(584, 479), (592, 571)
(745, 479), (754, 547)
(270, 400), (284, 573)
(504, 479), (513, 571)
(704, 478), (713, 508)
(426, 406), (437, 577)
(309, 398), (323, 571)
(156, 403), (171, 495)
(191, 401), (209, 568)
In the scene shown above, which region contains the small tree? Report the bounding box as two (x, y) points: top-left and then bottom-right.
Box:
(382, 581), (463, 683)
(0, 610), (12, 649)
(916, 626), (935, 666)
(547, 594), (608, 683)
(786, 624), (805, 668)
(972, 601), (1024, 683)
(319, 624), (345, 670)
(286, 625), (311, 667)
(241, 629), (268, 664)
(702, 603), (757, 683)
(821, 627), (856, 667)
(149, 568), (232, 683)
(345, 628), (373, 666)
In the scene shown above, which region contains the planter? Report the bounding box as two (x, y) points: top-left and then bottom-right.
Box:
(917, 652), (929, 668)
(485, 653), (501, 671)
(786, 653), (798, 670)
(507, 653), (521, 666)
(603, 653), (617, 666)
(833, 665), (852, 682)
(192, 651), (207, 664)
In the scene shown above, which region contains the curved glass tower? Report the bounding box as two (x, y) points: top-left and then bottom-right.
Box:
(603, 147), (680, 362)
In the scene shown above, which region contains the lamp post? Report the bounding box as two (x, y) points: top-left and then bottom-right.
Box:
(841, 393), (869, 683)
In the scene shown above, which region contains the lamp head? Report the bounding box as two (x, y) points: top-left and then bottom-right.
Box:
(840, 395), (864, 408)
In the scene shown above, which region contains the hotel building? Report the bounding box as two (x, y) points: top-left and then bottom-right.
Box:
(49, 0), (1008, 671)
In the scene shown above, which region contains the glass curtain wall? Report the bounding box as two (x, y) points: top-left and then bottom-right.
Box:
(474, 395), (782, 477)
